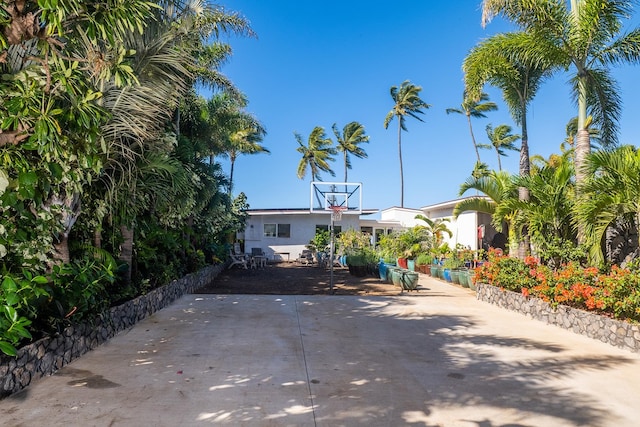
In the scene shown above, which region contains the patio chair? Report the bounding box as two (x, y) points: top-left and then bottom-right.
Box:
(229, 244), (248, 269)
(250, 248), (267, 268)
(296, 249), (315, 265)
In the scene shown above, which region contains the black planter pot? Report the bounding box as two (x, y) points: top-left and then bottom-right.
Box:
(349, 264), (368, 277)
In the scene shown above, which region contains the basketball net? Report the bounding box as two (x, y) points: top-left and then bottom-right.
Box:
(330, 206), (346, 222)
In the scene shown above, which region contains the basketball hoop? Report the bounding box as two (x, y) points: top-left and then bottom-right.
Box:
(330, 206), (346, 222)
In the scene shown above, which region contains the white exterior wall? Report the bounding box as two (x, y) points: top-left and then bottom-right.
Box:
(450, 212), (478, 250)
(419, 206), (480, 251)
(243, 212), (362, 261)
(380, 207), (422, 227)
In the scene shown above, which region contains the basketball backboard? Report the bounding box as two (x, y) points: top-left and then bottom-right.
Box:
(310, 181), (362, 215)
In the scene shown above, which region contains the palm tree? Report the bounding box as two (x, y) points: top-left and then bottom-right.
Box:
(454, 170), (519, 253)
(332, 121), (369, 183)
(577, 145), (640, 265)
(446, 91), (498, 162)
(472, 161), (491, 179)
(481, 0), (640, 191)
(415, 215), (453, 248)
(464, 31), (553, 257)
(479, 124), (520, 171)
(226, 110), (268, 192)
(502, 152), (576, 265)
(295, 126), (336, 181)
(384, 80), (430, 208)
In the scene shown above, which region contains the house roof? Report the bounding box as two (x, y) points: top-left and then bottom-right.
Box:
(246, 208), (379, 216)
(419, 196), (491, 212)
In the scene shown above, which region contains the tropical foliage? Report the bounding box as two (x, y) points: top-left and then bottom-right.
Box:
(0, 1), (255, 356)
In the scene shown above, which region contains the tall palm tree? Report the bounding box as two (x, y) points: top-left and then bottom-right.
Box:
(479, 124), (520, 171)
(577, 145), (640, 265)
(446, 91), (498, 162)
(384, 80), (430, 207)
(481, 0), (640, 191)
(464, 31), (553, 257)
(332, 121), (369, 183)
(295, 126), (336, 181)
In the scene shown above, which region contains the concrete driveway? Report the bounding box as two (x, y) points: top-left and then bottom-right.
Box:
(2, 276), (640, 426)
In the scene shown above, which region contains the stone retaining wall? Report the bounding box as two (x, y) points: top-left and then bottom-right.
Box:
(0, 263), (225, 398)
(476, 282), (640, 353)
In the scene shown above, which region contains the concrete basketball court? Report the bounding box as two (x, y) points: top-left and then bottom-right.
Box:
(2, 276), (640, 426)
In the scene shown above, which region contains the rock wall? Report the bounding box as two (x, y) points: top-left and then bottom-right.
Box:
(476, 283), (640, 353)
(0, 263), (225, 398)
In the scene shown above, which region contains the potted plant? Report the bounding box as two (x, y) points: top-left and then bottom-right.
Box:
(442, 257), (463, 283)
(345, 251), (368, 277)
(415, 253), (433, 275)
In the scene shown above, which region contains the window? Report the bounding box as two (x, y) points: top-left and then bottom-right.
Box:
(264, 224), (276, 237)
(277, 223), (290, 238)
(264, 223), (290, 238)
(315, 225), (342, 234)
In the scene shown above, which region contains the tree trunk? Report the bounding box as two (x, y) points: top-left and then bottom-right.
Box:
(397, 118), (404, 208)
(93, 227), (102, 249)
(575, 127), (591, 244)
(467, 113), (481, 162)
(49, 191), (81, 265)
(119, 224), (134, 285)
(53, 233), (71, 265)
(518, 110), (531, 259)
(229, 157), (235, 193)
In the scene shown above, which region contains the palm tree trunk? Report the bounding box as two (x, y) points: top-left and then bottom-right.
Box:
(119, 224), (134, 285)
(575, 128), (590, 244)
(344, 152), (348, 183)
(467, 114), (481, 162)
(344, 153), (349, 192)
(397, 119), (404, 208)
(229, 157), (235, 193)
(53, 234), (71, 264)
(93, 227), (102, 249)
(496, 149), (502, 171)
(518, 110), (531, 259)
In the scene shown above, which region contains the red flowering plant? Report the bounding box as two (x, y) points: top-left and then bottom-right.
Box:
(474, 247), (640, 322)
(475, 249), (537, 292)
(596, 266), (640, 321)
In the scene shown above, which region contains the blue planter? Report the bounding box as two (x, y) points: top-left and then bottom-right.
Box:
(407, 259), (416, 271)
(378, 261), (388, 280)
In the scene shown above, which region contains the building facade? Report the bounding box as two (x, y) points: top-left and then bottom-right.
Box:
(239, 197), (497, 261)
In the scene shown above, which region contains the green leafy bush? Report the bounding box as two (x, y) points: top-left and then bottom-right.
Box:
(0, 271), (50, 356)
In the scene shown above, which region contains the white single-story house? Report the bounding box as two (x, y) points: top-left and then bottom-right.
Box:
(238, 197), (498, 261)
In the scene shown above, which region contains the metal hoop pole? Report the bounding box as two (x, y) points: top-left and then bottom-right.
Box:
(329, 214), (335, 294)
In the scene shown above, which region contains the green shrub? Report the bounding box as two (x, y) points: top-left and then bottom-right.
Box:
(42, 258), (116, 331)
(0, 271), (49, 356)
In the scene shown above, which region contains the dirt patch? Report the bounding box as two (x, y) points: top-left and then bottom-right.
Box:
(196, 261), (403, 296)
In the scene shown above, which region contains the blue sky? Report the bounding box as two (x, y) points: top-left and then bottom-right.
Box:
(214, 1), (640, 212)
